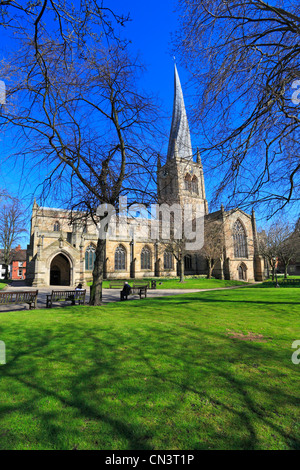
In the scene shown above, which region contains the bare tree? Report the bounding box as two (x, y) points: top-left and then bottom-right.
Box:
(200, 218), (225, 279)
(160, 238), (186, 282)
(293, 218), (300, 268)
(277, 221), (300, 278)
(0, 189), (7, 200)
(0, 1), (129, 42)
(175, 0), (300, 215)
(258, 219), (296, 280)
(0, 14), (161, 303)
(158, 207), (197, 283)
(0, 198), (27, 279)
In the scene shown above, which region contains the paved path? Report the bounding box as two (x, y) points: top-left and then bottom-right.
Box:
(0, 281), (257, 312)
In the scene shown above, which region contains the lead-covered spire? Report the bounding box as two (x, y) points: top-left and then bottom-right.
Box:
(167, 64), (193, 161)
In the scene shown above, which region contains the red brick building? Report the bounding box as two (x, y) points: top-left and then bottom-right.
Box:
(11, 245), (27, 280)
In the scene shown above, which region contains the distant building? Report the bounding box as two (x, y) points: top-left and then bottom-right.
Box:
(287, 220), (300, 275)
(0, 252), (10, 280)
(0, 245), (27, 280)
(11, 245), (27, 280)
(289, 262), (300, 276)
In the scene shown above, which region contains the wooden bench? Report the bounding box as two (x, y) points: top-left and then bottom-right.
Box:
(120, 283), (148, 301)
(131, 285), (148, 299)
(109, 281), (127, 289)
(109, 280), (157, 289)
(46, 290), (86, 308)
(132, 282), (149, 290)
(133, 280), (157, 289)
(0, 290), (38, 309)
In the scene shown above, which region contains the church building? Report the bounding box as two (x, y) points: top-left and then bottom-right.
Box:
(26, 65), (265, 287)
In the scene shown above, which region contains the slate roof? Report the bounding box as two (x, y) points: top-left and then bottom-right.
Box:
(0, 248), (27, 263)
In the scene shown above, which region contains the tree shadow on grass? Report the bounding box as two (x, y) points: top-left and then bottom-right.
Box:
(0, 313), (299, 450)
(0, 326), (156, 450)
(130, 322), (300, 450)
(135, 294), (300, 307)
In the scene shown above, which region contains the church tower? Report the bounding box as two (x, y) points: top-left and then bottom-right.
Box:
(158, 64), (208, 215)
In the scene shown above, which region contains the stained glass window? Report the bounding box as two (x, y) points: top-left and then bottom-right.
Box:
(85, 245), (96, 271)
(141, 246), (151, 270)
(233, 221), (247, 258)
(115, 245), (126, 270)
(164, 251), (173, 270)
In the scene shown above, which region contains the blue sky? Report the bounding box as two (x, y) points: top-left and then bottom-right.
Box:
(112, 0), (181, 109)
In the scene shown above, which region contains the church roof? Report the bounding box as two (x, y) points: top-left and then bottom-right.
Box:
(167, 64), (193, 161)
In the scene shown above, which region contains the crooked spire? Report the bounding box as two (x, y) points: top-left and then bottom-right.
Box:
(167, 64), (193, 161)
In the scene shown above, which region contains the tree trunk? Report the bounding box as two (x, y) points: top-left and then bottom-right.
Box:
(179, 257), (185, 282)
(284, 262), (289, 279)
(4, 264), (9, 280)
(207, 258), (214, 279)
(206, 259), (211, 279)
(271, 265), (275, 281)
(89, 238), (106, 306)
(219, 256), (224, 280)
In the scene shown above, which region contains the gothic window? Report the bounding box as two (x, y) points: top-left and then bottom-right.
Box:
(85, 245), (96, 271)
(184, 254), (192, 270)
(141, 246), (151, 270)
(184, 173), (192, 192)
(53, 221), (60, 232)
(191, 176), (198, 194)
(115, 245), (126, 270)
(164, 251), (174, 270)
(233, 220), (247, 258)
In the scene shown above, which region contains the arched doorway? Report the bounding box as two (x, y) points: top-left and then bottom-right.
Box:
(238, 263), (247, 281)
(50, 253), (71, 286)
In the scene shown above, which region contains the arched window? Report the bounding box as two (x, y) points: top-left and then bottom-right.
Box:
(53, 221), (60, 232)
(184, 254), (192, 270)
(164, 251), (173, 270)
(233, 220), (247, 258)
(115, 245), (126, 270)
(184, 173), (192, 192)
(85, 245), (96, 271)
(141, 246), (151, 270)
(191, 176), (198, 194)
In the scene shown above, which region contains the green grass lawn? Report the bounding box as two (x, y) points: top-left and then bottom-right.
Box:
(100, 277), (248, 289)
(0, 281), (10, 290)
(0, 287), (299, 450)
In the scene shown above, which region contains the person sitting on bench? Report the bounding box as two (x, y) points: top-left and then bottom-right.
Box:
(121, 282), (131, 301)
